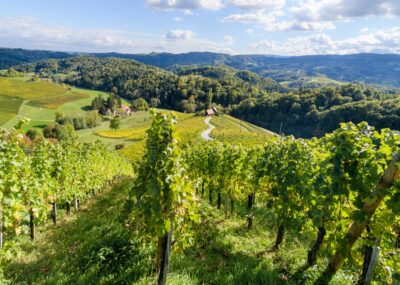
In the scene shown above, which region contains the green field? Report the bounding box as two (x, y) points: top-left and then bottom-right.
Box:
(0, 76), (111, 129)
(27, 91), (90, 109)
(0, 95), (23, 125)
(0, 77), (67, 100)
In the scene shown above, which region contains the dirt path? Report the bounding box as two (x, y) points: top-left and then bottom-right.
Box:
(201, 117), (215, 141)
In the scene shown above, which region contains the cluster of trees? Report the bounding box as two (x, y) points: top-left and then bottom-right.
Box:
(0, 125), (133, 250)
(0, 68), (24, 77)
(232, 85), (400, 137)
(185, 123), (400, 284)
(43, 111), (102, 140)
(91, 94), (121, 114)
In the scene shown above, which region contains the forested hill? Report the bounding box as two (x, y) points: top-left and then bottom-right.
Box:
(1, 48), (400, 87)
(13, 56), (400, 138)
(16, 56), (282, 111)
(96, 52), (400, 87)
(0, 48), (73, 69)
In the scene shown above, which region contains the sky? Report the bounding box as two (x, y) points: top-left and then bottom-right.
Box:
(0, 0), (399, 55)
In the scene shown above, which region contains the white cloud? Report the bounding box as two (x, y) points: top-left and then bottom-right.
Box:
(222, 11), (334, 32)
(223, 35), (234, 45)
(251, 27), (400, 55)
(227, 0), (285, 10)
(278, 21), (335, 32)
(146, 0), (223, 11)
(245, 29), (254, 35)
(222, 11), (275, 24)
(0, 16), (233, 54)
(174, 16), (183, 21)
(291, 0), (400, 22)
(166, 29), (195, 39)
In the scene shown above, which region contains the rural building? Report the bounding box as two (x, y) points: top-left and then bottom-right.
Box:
(120, 105), (131, 116)
(205, 106), (218, 116)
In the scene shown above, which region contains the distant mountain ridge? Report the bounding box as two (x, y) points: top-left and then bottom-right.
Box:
(1, 48), (400, 87)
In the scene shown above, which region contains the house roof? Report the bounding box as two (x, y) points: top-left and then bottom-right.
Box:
(206, 109), (215, 115)
(121, 105), (130, 112)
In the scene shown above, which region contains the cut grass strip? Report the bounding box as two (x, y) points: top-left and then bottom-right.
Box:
(0, 94), (23, 125)
(27, 91), (90, 109)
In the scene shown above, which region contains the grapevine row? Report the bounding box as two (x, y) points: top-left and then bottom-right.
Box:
(184, 122), (400, 284)
(0, 128), (134, 249)
(128, 113), (399, 284)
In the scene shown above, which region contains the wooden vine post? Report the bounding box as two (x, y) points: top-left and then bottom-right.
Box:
(315, 149), (400, 284)
(52, 202), (57, 225)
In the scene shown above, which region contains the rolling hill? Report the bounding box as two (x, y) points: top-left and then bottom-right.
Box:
(1, 48), (400, 87)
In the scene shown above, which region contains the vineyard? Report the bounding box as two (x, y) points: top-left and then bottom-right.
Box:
(127, 112), (400, 284)
(1, 111), (400, 285)
(0, 122), (134, 283)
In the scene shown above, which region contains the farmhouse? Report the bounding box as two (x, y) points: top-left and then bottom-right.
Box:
(205, 106), (218, 116)
(120, 104), (131, 116)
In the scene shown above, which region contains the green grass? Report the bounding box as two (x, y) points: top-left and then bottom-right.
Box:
(210, 115), (275, 146)
(3, 180), (367, 285)
(1, 86), (110, 130)
(0, 77), (68, 100)
(27, 91), (90, 109)
(3, 180), (154, 285)
(0, 95), (23, 125)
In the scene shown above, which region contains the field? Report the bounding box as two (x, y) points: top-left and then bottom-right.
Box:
(210, 114), (275, 146)
(0, 76), (111, 129)
(27, 90), (90, 109)
(0, 95), (23, 125)
(93, 112), (273, 161)
(0, 77), (67, 100)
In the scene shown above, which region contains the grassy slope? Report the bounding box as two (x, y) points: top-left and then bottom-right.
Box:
(97, 112), (273, 161)
(210, 114), (275, 146)
(3, 180), (359, 285)
(0, 77), (111, 130)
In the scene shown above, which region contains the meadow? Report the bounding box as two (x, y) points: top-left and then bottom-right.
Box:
(0, 76), (111, 130)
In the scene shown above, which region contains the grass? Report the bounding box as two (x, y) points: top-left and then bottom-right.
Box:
(1, 85), (110, 130)
(3, 180), (154, 285)
(95, 112), (207, 161)
(0, 77), (67, 100)
(0, 95), (23, 125)
(3, 179), (374, 285)
(210, 115), (275, 146)
(27, 91), (90, 109)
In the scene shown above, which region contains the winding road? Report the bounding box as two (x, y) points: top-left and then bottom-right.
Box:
(201, 117), (215, 141)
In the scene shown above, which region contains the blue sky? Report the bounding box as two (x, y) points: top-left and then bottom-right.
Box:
(0, 0), (399, 55)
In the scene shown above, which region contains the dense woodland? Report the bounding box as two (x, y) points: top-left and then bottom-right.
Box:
(14, 56), (400, 137)
(232, 87), (400, 137)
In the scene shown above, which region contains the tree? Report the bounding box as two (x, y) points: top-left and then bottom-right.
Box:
(26, 129), (42, 141)
(110, 118), (121, 130)
(43, 123), (76, 141)
(91, 95), (104, 111)
(150, 98), (161, 108)
(206, 90), (213, 109)
(132, 98), (149, 111)
(55, 111), (66, 124)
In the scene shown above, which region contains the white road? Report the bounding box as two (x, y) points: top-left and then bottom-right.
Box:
(201, 117), (215, 141)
